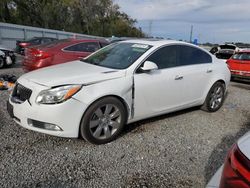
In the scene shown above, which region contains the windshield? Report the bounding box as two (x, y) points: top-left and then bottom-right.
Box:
(83, 42), (152, 69)
(232, 53), (250, 61)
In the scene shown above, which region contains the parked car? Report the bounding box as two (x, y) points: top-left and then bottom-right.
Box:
(207, 131), (250, 188)
(16, 37), (58, 55)
(210, 44), (239, 61)
(7, 40), (230, 144)
(0, 45), (16, 68)
(22, 38), (109, 72)
(226, 49), (250, 80)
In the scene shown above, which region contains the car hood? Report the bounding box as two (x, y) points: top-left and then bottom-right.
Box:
(20, 61), (126, 87)
(238, 131), (250, 160)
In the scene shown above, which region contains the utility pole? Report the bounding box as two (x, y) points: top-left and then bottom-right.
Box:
(189, 25), (193, 43)
(148, 20), (152, 37)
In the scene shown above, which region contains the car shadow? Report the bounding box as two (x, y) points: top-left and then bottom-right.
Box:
(231, 81), (250, 90)
(231, 79), (250, 86)
(122, 106), (201, 135)
(204, 119), (250, 184)
(122, 91), (229, 136)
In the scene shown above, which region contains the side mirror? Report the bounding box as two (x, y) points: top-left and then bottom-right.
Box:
(140, 61), (158, 72)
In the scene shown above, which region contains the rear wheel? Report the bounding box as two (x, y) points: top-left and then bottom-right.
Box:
(80, 97), (127, 144)
(201, 82), (225, 112)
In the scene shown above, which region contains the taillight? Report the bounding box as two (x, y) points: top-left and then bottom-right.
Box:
(19, 42), (30, 47)
(220, 144), (250, 188)
(30, 49), (51, 59)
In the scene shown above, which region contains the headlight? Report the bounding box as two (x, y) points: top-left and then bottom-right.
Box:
(36, 85), (81, 104)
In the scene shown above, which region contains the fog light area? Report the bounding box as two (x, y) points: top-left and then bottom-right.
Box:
(27, 119), (63, 131)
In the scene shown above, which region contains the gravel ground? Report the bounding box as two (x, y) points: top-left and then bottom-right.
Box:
(0, 58), (250, 188)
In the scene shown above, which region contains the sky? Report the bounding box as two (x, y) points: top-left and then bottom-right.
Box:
(114, 0), (250, 44)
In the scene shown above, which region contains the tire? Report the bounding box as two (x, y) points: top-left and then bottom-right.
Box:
(0, 57), (5, 69)
(80, 97), (127, 144)
(201, 82), (225, 112)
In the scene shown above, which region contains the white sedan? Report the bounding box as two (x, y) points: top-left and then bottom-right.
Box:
(207, 131), (250, 188)
(7, 40), (230, 144)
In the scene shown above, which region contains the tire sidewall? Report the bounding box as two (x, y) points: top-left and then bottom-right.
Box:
(205, 82), (225, 112)
(80, 97), (127, 144)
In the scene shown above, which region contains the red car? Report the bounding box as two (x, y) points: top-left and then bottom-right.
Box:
(22, 38), (109, 72)
(226, 50), (250, 80)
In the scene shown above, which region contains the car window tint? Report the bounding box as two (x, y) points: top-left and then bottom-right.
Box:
(42, 38), (52, 44)
(179, 45), (212, 66)
(64, 42), (100, 52)
(30, 38), (40, 45)
(233, 53), (250, 60)
(146, 45), (178, 69)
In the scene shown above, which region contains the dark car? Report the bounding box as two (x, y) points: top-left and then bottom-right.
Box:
(22, 38), (109, 72)
(16, 37), (58, 55)
(210, 44), (239, 60)
(0, 45), (16, 69)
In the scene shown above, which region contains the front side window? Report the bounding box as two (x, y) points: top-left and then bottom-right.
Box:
(146, 45), (178, 69)
(83, 43), (152, 69)
(64, 42), (100, 52)
(179, 45), (212, 66)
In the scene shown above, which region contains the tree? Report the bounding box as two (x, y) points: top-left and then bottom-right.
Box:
(0, 0), (145, 38)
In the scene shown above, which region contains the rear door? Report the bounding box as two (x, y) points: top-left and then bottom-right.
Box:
(176, 45), (214, 104)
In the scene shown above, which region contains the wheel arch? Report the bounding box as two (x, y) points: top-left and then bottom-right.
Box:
(80, 94), (130, 125)
(201, 78), (227, 104)
(78, 94), (131, 138)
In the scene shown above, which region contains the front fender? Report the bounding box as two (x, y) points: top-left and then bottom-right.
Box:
(73, 76), (133, 119)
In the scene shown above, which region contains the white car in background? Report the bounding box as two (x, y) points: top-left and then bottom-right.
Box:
(207, 132), (250, 188)
(7, 40), (230, 144)
(0, 45), (16, 68)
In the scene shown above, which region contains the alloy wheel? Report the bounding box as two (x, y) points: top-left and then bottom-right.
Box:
(89, 104), (121, 140)
(209, 86), (223, 109)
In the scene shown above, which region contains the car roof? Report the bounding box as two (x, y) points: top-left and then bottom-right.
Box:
(121, 39), (196, 48)
(68, 38), (109, 43)
(237, 48), (250, 53)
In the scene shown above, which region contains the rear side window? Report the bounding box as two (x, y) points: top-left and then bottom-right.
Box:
(64, 42), (100, 52)
(146, 45), (178, 69)
(179, 45), (212, 66)
(29, 38), (41, 45)
(232, 53), (250, 60)
(42, 38), (53, 44)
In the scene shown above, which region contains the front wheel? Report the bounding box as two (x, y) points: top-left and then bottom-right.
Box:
(201, 82), (225, 112)
(80, 97), (127, 144)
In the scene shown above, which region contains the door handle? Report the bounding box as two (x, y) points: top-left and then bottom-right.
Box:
(207, 69), (213, 73)
(175, 75), (183, 80)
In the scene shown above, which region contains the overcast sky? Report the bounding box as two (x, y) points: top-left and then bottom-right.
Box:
(114, 0), (250, 43)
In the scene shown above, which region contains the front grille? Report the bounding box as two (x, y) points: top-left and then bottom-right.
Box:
(12, 83), (32, 103)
